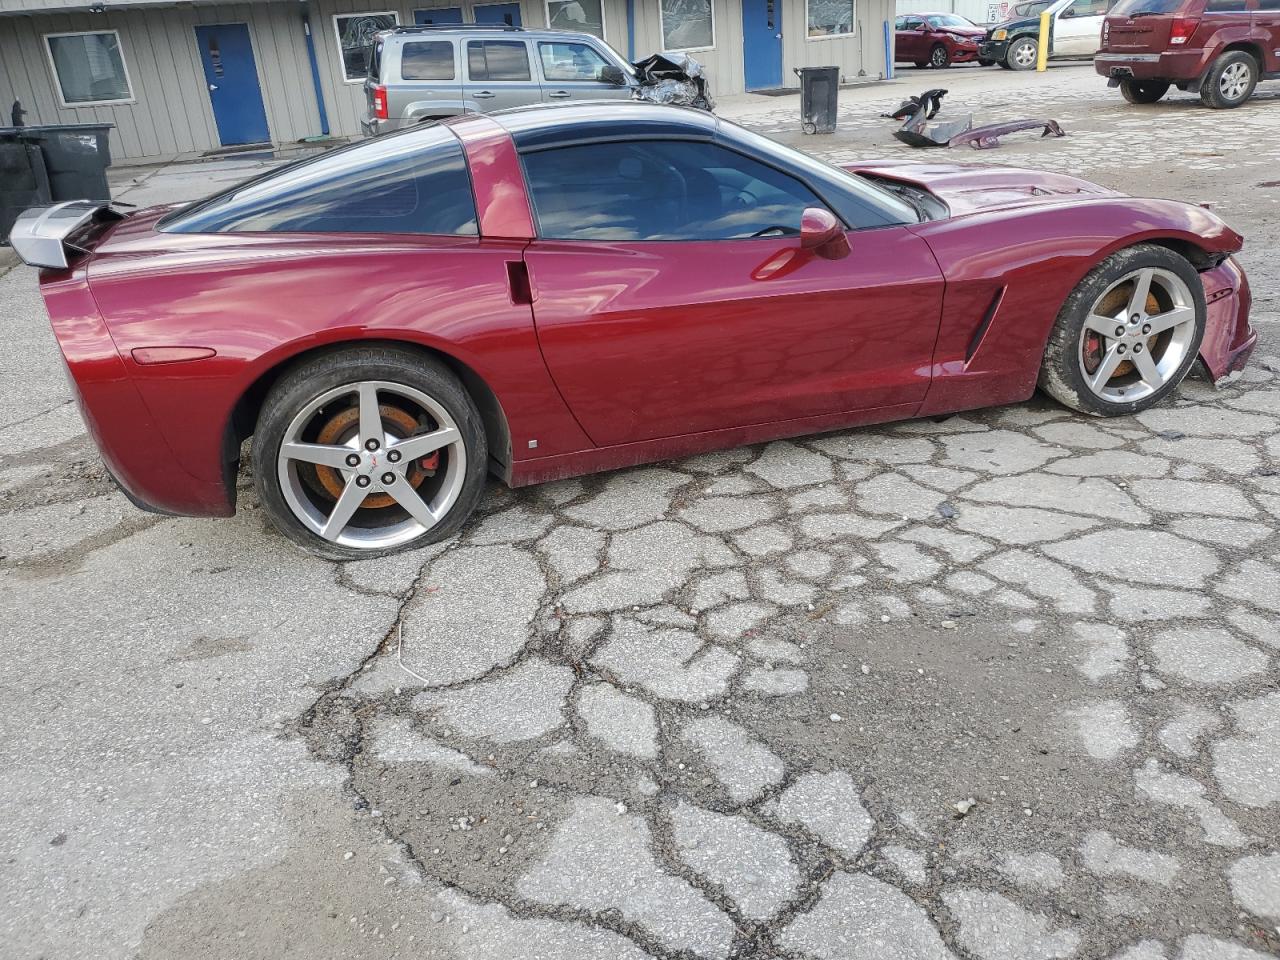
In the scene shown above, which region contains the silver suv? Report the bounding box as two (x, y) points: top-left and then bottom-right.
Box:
(361, 25), (636, 135)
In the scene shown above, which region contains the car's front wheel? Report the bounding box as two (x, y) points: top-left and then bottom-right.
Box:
(1200, 50), (1258, 109)
(252, 346), (488, 559)
(930, 44), (951, 68)
(1039, 244), (1206, 416)
(1119, 78), (1170, 104)
(1007, 37), (1038, 70)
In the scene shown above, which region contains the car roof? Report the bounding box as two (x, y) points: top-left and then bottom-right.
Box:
(484, 101), (719, 151)
(376, 25), (610, 43)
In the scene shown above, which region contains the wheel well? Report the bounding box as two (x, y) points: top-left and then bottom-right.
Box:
(1220, 41), (1263, 68)
(1143, 237), (1224, 272)
(227, 339), (513, 482)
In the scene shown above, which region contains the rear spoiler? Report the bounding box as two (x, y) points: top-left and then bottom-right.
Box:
(8, 200), (129, 269)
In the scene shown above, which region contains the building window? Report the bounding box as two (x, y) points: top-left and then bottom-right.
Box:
(44, 31), (133, 106)
(545, 0), (606, 38)
(660, 0), (715, 50)
(333, 12), (399, 83)
(807, 0), (855, 37)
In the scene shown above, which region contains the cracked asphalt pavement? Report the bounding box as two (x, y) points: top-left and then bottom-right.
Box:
(2, 64), (1278, 960)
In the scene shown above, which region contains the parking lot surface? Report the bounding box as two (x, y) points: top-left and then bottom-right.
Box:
(1, 63), (1278, 960)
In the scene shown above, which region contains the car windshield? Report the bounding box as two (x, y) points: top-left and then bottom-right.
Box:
(929, 14), (974, 26)
(1108, 0), (1182, 13)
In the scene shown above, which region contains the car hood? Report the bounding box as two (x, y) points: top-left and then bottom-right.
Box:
(943, 26), (987, 38)
(986, 15), (1039, 34)
(846, 160), (1120, 217)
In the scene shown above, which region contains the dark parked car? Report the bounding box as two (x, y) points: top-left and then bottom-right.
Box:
(1096, 0), (1280, 108)
(980, 0), (1111, 69)
(9, 103), (1257, 558)
(895, 13), (989, 67)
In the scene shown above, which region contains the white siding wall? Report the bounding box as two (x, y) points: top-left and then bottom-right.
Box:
(0, 4), (324, 158)
(630, 0), (890, 95)
(894, 0), (1006, 24)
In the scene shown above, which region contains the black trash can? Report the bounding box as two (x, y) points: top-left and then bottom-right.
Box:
(20, 123), (114, 202)
(0, 128), (52, 243)
(795, 66), (839, 135)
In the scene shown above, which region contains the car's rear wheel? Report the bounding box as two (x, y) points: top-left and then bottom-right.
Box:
(1039, 244), (1206, 416)
(1200, 50), (1258, 109)
(252, 346), (487, 559)
(930, 44), (951, 68)
(1007, 37), (1038, 70)
(1119, 78), (1170, 104)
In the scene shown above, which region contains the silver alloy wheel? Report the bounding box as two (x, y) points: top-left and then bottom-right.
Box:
(1013, 40), (1037, 66)
(1078, 266), (1197, 403)
(931, 45), (947, 66)
(1219, 61), (1251, 101)
(276, 380), (466, 550)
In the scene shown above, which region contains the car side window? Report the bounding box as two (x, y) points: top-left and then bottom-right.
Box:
(539, 41), (610, 81)
(163, 126), (478, 236)
(468, 40), (532, 82)
(522, 139), (831, 242)
(1204, 0), (1247, 10)
(401, 40), (455, 80)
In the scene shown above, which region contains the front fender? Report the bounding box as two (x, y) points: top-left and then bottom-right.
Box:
(912, 197), (1249, 413)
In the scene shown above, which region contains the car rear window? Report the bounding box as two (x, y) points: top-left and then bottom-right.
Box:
(162, 125), (477, 236)
(467, 40), (531, 81)
(401, 40), (455, 80)
(1108, 0), (1184, 14)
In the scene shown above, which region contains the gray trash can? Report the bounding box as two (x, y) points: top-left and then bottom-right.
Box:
(0, 129), (52, 243)
(795, 66), (839, 135)
(20, 123), (114, 202)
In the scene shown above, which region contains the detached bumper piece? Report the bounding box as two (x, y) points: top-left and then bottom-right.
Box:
(885, 88), (1065, 150)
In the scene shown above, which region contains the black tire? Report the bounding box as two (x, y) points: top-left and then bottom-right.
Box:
(1006, 36), (1038, 70)
(1199, 50), (1258, 109)
(914, 60), (929, 68)
(252, 345), (488, 560)
(930, 44), (951, 68)
(1039, 244), (1206, 417)
(1119, 78), (1170, 104)
(978, 57), (994, 66)
(997, 58), (1014, 69)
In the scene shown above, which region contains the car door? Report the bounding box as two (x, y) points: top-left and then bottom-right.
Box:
(464, 38), (541, 111)
(1256, 0), (1280, 73)
(520, 138), (945, 446)
(535, 39), (633, 102)
(896, 16), (925, 59)
(1053, 0), (1108, 53)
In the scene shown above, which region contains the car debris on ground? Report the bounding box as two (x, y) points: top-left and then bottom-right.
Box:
(884, 88), (1065, 149)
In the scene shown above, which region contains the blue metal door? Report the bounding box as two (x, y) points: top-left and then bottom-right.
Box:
(742, 0), (783, 90)
(415, 7), (464, 23)
(473, 3), (523, 25)
(195, 24), (270, 146)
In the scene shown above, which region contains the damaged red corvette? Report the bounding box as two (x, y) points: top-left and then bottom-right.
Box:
(12, 103), (1256, 558)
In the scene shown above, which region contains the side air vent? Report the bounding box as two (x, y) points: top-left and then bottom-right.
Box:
(965, 286), (1006, 365)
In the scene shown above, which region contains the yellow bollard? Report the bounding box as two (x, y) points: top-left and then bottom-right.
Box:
(1037, 9), (1051, 71)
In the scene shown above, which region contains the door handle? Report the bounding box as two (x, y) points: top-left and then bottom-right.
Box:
(208, 83), (218, 91)
(548, 90), (571, 98)
(473, 90), (496, 99)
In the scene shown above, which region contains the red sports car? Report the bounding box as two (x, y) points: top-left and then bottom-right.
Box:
(12, 103), (1256, 558)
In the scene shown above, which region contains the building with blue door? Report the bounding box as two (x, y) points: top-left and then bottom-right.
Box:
(0, 0), (889, 161)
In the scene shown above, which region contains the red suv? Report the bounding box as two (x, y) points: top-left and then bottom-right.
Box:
(1096, 0), (1280, 108)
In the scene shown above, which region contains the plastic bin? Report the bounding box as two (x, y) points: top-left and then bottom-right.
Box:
(19, 124), (114, 202)
(0, 130), (52, 243)
(794, 66), (839, 135)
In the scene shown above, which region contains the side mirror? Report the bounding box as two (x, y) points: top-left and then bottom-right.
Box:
(920, 22), (932, 30)
(599, 64), (627, 85)
(1060, 7), (1074, 16)
(800, 208), (850, 260)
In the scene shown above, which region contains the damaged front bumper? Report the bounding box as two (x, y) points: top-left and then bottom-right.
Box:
(1200, 256), (1258, 382)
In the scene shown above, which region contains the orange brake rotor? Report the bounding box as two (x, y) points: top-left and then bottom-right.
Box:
(313, 404), (428, 509)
